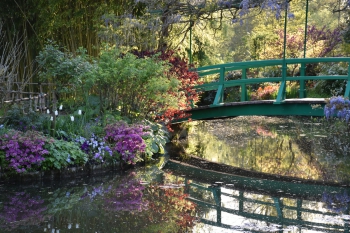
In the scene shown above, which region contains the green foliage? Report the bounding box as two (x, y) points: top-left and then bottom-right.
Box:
(37, 42), (96, 95)
(0, 150), (7, 171)
(42, 139), (88, 170)
(311, 63), (349, 96)
(286, 82), (299, 99)
(142, 120), (169, 160)
(3, 106), (50, 132)
(91, 48), (180, 121)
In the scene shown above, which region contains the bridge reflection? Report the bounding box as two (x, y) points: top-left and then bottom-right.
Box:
(165, 160), (350, 232)
(187, 182), (349, 232)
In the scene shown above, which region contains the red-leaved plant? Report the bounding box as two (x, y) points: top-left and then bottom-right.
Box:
(250, 85), (279, 100)
(132, 50), (202, 131)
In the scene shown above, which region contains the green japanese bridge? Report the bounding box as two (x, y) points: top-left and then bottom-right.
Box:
(186, 57), (350, 121)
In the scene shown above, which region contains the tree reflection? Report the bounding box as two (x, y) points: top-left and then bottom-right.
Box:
(179, 116), (350, 182)
(0, 171), (199, 232)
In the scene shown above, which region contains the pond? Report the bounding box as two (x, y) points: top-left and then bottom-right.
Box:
(178, 116), (350, 184)
(0, 116), (350, 233)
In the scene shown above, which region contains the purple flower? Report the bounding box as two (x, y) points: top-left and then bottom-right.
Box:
(0, 130), (48, 173)
(75, 134), (112, 162)
(105, 121), (149, 164)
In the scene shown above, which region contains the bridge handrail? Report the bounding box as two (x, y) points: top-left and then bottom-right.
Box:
(193, 57), (350, 105)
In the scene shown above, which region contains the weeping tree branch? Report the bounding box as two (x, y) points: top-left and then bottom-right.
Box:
(137, 0), (294, 50)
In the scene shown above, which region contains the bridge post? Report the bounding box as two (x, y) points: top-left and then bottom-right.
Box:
(212, 67), (225, 106)
(274, 59), (288, 104)
(273, 197), (284, 223)
(241, 68), (248, 101)
(238, 191), (244, 213)
(297, 199), (302, 220)
(219, 67), (225, 103)
(212, 186), (222, 224)
(299, 63), (306, 98)
(345, 64), (350, 98)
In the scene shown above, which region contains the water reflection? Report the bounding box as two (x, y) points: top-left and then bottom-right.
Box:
(182, 116), (350, 183)
(165, 161), (350, 233)
(0, 168), (197, 233)
(0, 164), (349, 232)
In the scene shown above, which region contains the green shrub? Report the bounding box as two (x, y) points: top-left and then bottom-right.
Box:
(42, 139), (88, 170)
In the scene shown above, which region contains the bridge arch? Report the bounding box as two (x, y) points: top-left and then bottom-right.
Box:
(185, 57), (350, 121)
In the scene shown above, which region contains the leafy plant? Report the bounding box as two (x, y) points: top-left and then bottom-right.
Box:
(141, 120), (169, 160)
(42, 139), (88, 170)
(89, 48), (180, 122)
(133, 50), (202, 130)
(37, 42), (95, 95)
(314, 63), (348, 96)
(3, 106), (49, 132)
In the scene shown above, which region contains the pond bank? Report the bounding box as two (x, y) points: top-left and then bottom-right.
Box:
(0, 163), (120, 184)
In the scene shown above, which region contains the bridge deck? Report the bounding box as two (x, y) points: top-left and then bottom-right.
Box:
(184, 98), (326, 121)
(194, 98), (325, 109)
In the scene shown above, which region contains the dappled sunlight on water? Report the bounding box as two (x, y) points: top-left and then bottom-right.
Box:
(181, 116), (350, 183)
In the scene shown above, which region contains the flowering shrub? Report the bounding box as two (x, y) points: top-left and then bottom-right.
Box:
(105, 121), (149, 165)
(324, 96), (350, 122)
(75, 134), (112, 162)
(0, 130), (48, 173)
(250, 85), (279, 100)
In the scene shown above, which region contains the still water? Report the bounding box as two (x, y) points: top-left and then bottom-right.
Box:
(0, 116), (350, 233)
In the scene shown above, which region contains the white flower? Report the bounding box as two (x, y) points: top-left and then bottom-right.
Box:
(55, 110), (58, 116)
(50, 116), (53, 121)
(59, 105), (63, 110)
(78, 110), (82, 115)
(47, 109), (50, 114)
(70, 116), (74, 122)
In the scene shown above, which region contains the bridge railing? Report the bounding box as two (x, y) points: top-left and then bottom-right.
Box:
(194, 57), (350, 105)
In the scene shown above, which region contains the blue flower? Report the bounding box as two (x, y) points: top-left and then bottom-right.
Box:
(66, 154), (71, 163)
